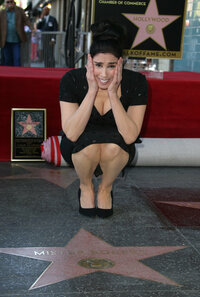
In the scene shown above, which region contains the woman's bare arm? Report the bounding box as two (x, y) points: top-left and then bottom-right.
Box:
(108, 58), (147, 144)
(60, 89), (97, 142)
(109, 95), (146, 144)
(60, 55), (99, 142)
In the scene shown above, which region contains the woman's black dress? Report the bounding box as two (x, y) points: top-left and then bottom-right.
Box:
(59, 67), (148, 176)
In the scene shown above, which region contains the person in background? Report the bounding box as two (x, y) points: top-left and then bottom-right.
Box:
(31, 23), (40, 62)
(37, 6), (58, 68)
(59, 20), (148, 218)
(0, 0), (32, 66)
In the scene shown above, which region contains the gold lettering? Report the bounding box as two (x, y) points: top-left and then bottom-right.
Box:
(151, 17), (169, 22)
(99, 0), (117, 4)
(133, 16), (151, 22)
(123, 49), (180, 58)
(124, 1), (146, 5)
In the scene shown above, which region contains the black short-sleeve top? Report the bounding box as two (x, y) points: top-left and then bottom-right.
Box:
(59, 68), (148, 159)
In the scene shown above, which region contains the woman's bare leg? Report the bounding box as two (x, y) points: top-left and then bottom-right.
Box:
(98, 143), (129, 209)
(72, 144), (101, 208)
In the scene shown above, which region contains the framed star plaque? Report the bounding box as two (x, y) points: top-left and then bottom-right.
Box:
(92, 0), (187, 59)
(11, 108), (46, 161)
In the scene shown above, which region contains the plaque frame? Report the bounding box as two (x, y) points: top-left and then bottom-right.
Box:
(11, 108), (47, 161)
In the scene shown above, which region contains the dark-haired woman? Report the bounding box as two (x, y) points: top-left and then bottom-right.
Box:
(59, 21), (148, 218)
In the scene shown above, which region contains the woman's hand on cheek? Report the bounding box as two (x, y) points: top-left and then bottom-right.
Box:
(86, 54), (98, 93)
(108, 57), (122, 96)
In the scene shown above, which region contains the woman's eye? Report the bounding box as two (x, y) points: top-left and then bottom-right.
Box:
(95, 64), (102, 68)
(109, 65), (116, 69)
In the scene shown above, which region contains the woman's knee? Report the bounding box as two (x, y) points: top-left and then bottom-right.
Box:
(74, 144), (101, 161)
(100, 143), (128, 162)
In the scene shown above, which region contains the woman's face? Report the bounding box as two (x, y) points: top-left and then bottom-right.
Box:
(92, 53), (119, 90)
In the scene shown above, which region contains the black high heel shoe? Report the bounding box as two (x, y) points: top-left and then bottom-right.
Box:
(96, 191), (113, 218)
(78, 188), (96, 217)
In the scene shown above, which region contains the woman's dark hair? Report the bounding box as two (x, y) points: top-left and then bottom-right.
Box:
(89, 20), (126, 58)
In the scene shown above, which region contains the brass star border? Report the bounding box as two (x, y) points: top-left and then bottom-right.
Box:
(0, 229), (187, 290)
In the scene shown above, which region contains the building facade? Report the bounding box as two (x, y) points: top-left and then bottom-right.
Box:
(174, 0), (200, 72)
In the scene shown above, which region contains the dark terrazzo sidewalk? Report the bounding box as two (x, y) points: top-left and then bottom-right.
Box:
(0, 162), (200, 297)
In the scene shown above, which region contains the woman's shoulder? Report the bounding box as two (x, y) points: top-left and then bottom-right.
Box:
(60, 68), (88, 100)
(121, 68), (148, 103)
(60, 68), (86, 87)
(122, 69), (147, 90)
(122, 68), (146, 81)
(62, 67), (86, 80)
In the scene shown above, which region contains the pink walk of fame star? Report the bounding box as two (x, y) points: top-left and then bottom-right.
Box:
(18, 114), (40, 136)
(123, 0), (180, 49)
(157, 201), (200, 210)
(0, 229), (187, 290)
(3, 164), (78, 189)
